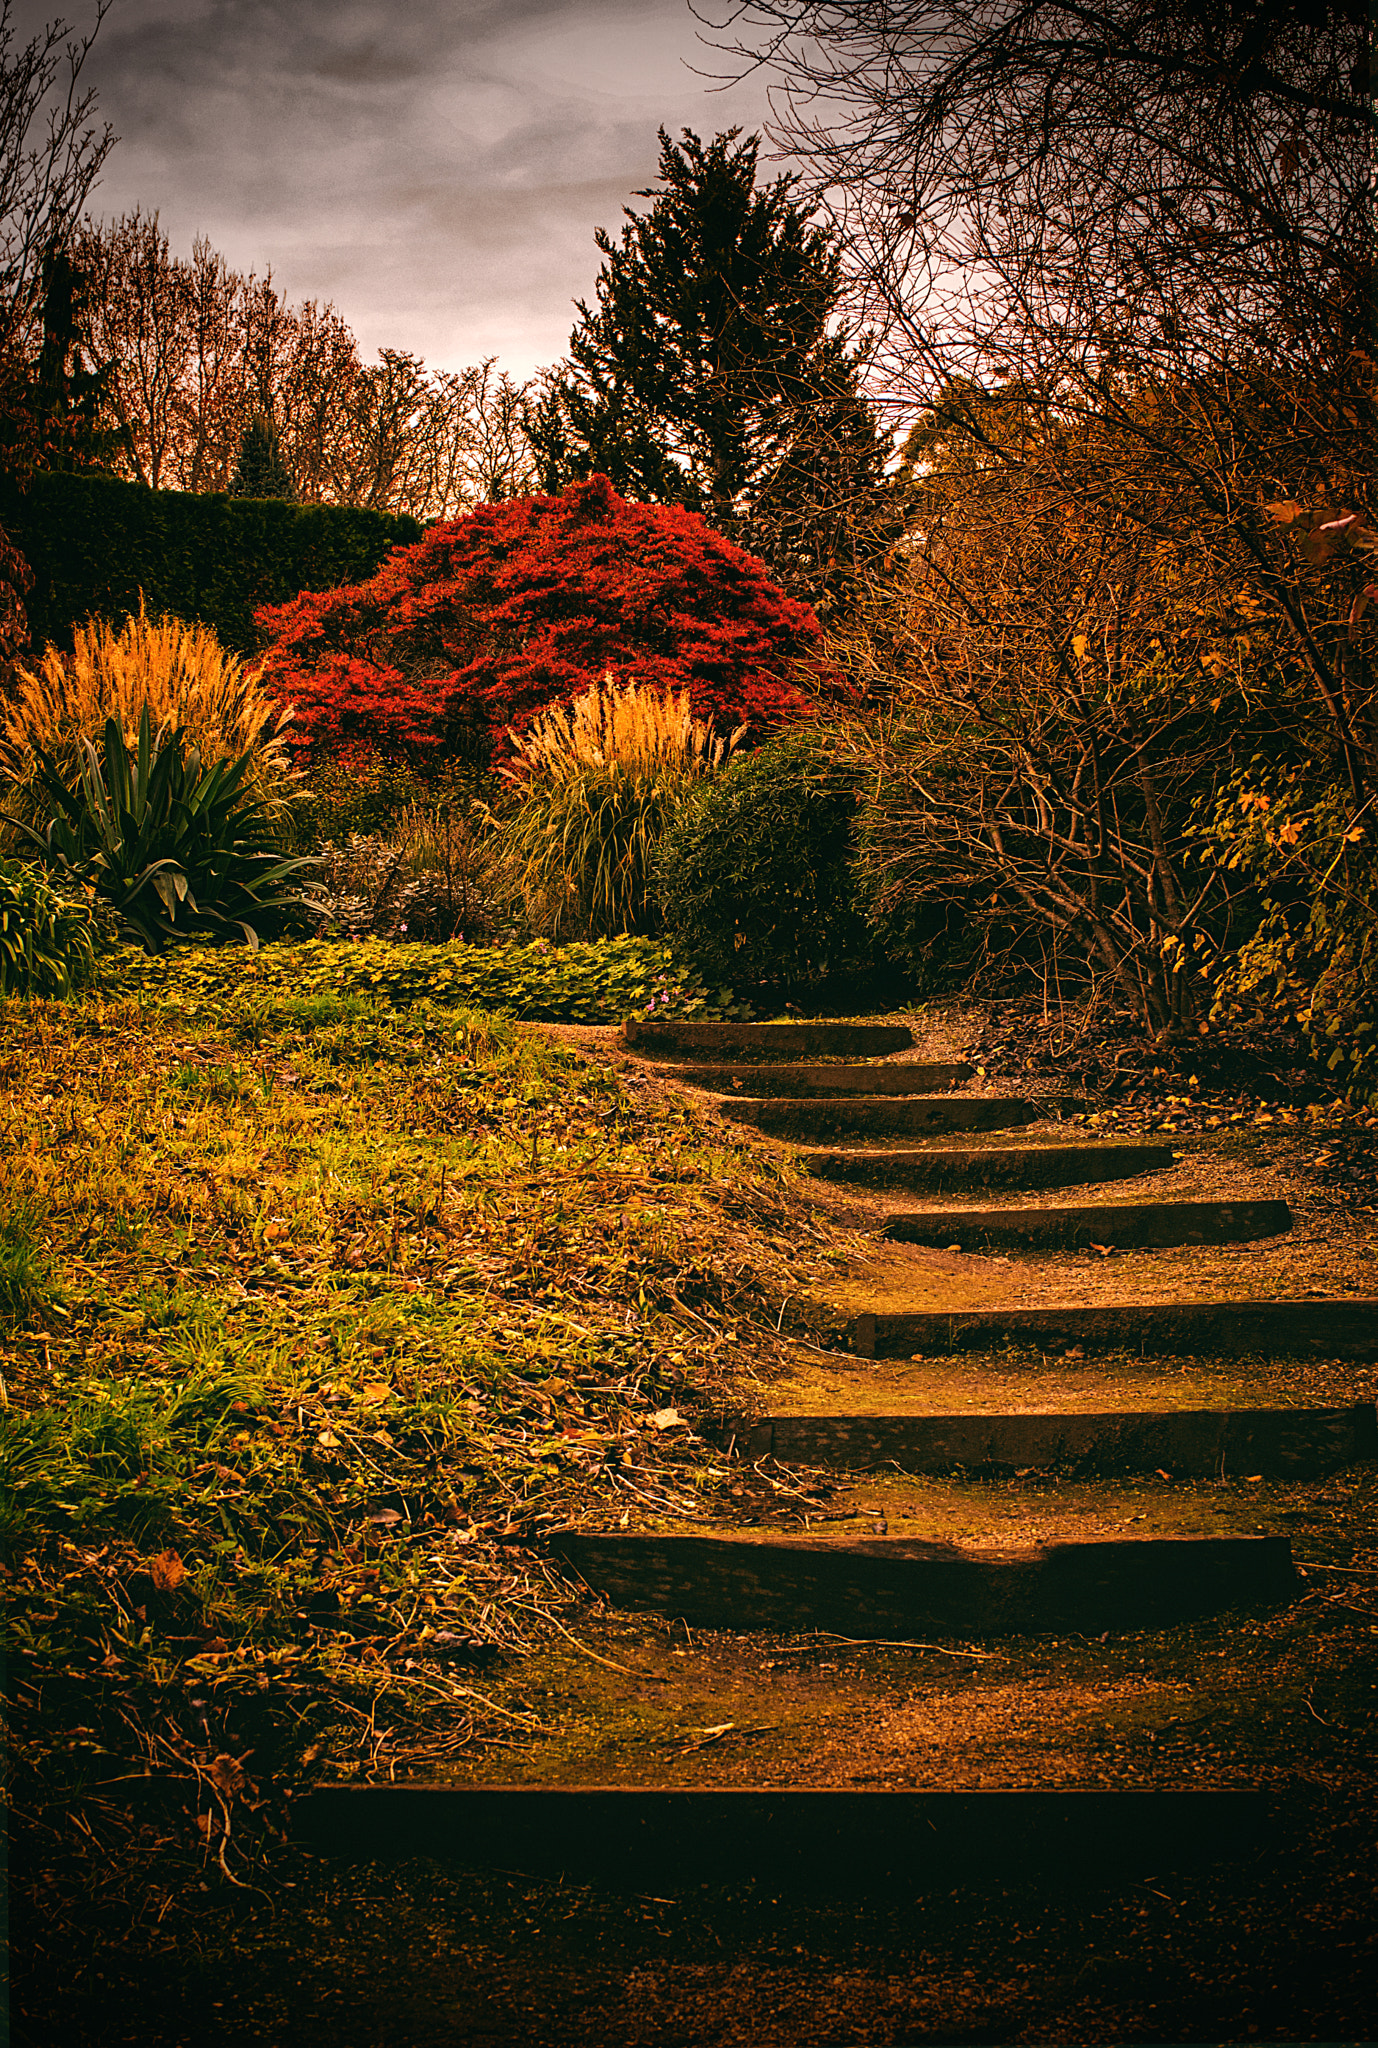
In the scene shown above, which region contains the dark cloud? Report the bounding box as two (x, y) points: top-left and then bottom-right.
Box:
(11, 0), (776, 373)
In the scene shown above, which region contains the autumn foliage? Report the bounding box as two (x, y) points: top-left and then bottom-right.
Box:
(253, 475), (828, 760)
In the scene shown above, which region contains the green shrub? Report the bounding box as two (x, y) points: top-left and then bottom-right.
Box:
(14, 709), (315, 952)
(654, 728), (872, 992)
(1192, 767), (1378, 1103)
(0, 858), (100, 996)
(287, 750), (430, 849)
(96, 932), (750, 1024)
(505, 768), (693, 938)
(0, 469), (420, 659)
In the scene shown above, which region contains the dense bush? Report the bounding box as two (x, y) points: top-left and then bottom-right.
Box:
(254, 474), (829, 763)
(15, 711), (313, 952)
(284, 749), (433, 850)
(1193, 767), (1378, 1104)
(0, 859), (100, 996)
(0, 524), (33, 687)
(97, 932), (749, 1023)
(654, 728), (873, 993)
(304, 808), (518, 947)
(0, 470), (420, 659)
(502, 678), (740, 939)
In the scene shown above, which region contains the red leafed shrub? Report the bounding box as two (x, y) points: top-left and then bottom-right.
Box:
(254, 475), (830, 759)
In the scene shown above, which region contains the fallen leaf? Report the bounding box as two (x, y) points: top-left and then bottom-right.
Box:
(207, 1754), (244, 1799)
(652, 1408), (685, 1431)
(358, 1383), (391, 1406)
(148, 1550), (187, 1594)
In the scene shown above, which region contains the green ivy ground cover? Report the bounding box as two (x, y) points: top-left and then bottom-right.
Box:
(94, 932), (749, 1024)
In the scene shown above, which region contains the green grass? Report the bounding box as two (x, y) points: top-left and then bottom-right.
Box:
(0, 1196), (56, 1324)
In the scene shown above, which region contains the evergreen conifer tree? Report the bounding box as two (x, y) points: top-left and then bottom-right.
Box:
(529, 128), (895, 615)
(0, 247), (114, 479)
(228, 414), (295, 500)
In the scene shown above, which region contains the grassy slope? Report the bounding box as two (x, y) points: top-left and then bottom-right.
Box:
(0, 963), (847, 2036)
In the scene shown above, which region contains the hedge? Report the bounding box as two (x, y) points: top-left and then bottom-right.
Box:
(0, 471), (421, 658)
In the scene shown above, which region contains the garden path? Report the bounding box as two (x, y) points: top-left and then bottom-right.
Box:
(304, 1012), (1378, 1889)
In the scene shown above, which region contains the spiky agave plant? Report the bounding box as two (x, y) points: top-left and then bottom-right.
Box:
(12, 708), (316, 952)
(502, 676), (743, 938)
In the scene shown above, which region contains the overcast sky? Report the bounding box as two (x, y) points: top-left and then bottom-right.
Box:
(18, 0), (781, 377)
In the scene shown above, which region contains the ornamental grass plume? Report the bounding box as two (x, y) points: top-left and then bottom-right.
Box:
(502, 675), (743, 939)
(0, 601), (295, 811)
(507, 671), (742, 783)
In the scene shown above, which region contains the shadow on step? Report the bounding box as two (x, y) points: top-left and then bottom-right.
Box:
(852, 1299), (1378, 1361)
(884, 1200), (1293, 1250)
(296, 1785), (1273, 1891)
(552, 1530), (1297, 1636)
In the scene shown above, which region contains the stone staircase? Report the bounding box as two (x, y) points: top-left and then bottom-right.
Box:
(303, 1014), (1378, 1888)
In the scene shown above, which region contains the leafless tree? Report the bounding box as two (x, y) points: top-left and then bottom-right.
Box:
(714, 0), (1376, 791)
(76, 207), (189, 487)
(77, 213), (540, 519)
(471, 362), (540, 504)
(0, 0), (114, 373)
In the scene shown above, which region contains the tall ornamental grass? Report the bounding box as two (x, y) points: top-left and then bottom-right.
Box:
(1, 602), (294, 817)
(502, 677), (742, 938)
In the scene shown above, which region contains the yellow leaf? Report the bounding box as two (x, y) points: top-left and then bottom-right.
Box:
(1071, 634), (1088, 662)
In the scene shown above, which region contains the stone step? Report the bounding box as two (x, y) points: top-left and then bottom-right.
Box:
(884, 1200), (1293, 1250)
(724, 1403), (1378, 1478)
(851, 1298), (1378, 1361)
(718, 1096), (1041, 1138)
(802, 1141), (1174, 1191)
(667, 1061), (974, 1096)
(622, 1019), (913, 1061)
(298, 1785), (1271, 1887)
(553, 1530), (1296, 1636)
